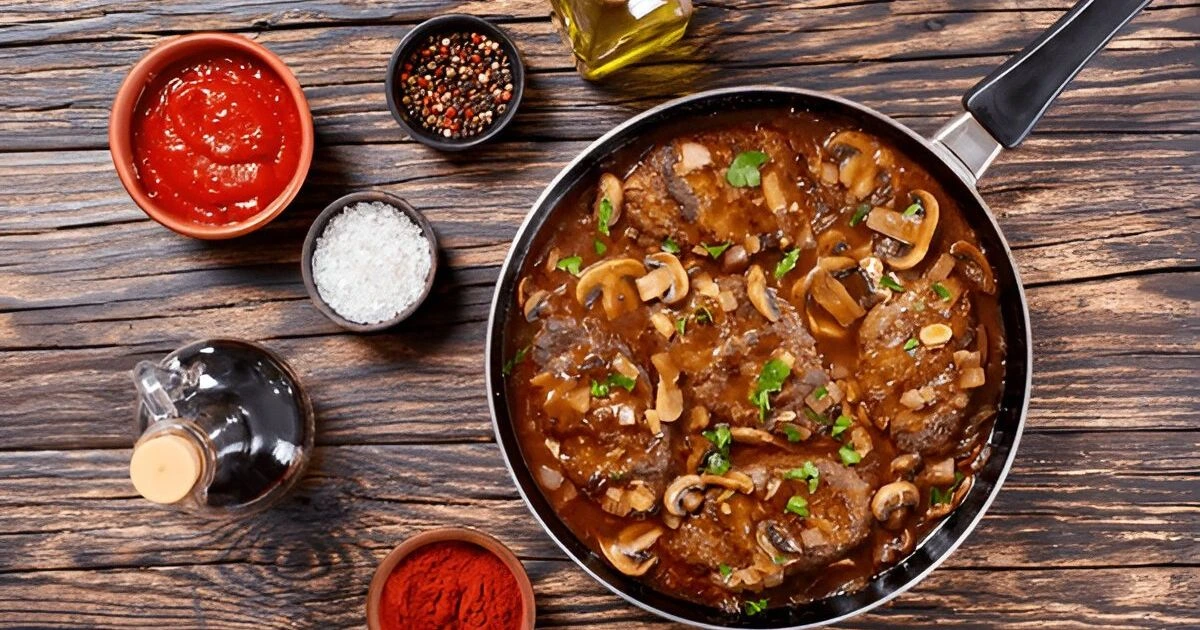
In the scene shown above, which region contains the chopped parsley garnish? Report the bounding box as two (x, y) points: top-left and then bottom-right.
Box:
(719, 563), (732, 579)
(597, 197), (613, 237)
(608, 470), (626, 482)
(501, 345), (530, 376)
(831, 414), (853, 438)
(849, 203), (871, 227)
(590, 373), (637, 398)
(694, 306), (714, 324)
(903, 337), (919, 352)
(839, 444), (862, 466)
(749, 358), (791, 420)
(803, 407), (829, 425)
(726, 150), (769, 188)
(556, 255), (583, 276)
(932, 282), (952, 301)
(783, 461), (820, 493)
(902, 198), (923, 217)
(813, 385), (828, 400)
(773, 555), (788, 565)
(702, 424), (733, 475)
(774, 248), (800, 279)
(782, 424), (806, 442)
(661, 237), (681, 254)
(702, 241), (732, 259)
(593, 238), (606, 255)
(744, 598), (769, 616)
(675, 317), (687, 337)
(880, 275), (905, 292)
(931, 471), (966, 506)
(785, 495), (810, 517)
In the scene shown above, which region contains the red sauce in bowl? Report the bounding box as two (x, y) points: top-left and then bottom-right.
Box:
(131, 52), (303, 226)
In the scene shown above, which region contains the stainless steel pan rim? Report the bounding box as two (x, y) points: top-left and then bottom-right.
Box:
(485, 85), (1030, 629)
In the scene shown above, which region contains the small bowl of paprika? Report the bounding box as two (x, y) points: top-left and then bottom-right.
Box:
(367, 527), (535, 630)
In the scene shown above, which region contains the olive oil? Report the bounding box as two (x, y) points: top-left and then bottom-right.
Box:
(550, 0), (694, 80)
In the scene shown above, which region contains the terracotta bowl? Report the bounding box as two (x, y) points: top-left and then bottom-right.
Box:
(366, 527), (535, 630)
(301, 190), (439, 333)
(108, 33), (314, 239)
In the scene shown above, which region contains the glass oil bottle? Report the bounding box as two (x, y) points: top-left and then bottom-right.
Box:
(550, 0), (694, 80)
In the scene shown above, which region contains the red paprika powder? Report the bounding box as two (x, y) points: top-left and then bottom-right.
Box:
(380, 541), (524, 630)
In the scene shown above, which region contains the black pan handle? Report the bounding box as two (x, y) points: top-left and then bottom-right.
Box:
(963, 0), (1150, 149)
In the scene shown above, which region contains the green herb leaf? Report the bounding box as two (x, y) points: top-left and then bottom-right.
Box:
(774, 248), (801, 279)
(783, 461), (821, 493)
(932, 471), (966, 506)
(838, 444), (862, 466)
(719, 563), (732, 579)
(813, 385), (828, 401)
(803, 407), (829, 425)
(661, 237), (681, 254)
(773, 555), (788, 565)
(608, 470), (626, 482)
(903, 337), (919, 352)
(782, 424), (806, 442)
(556, 255), (583, 276)
(591, 373), (637, 398)
(744, 598), (769, 616)
(704, 450), (731, 476)
(726, 151), (769, 188)
(785, 495), (810, 517)
(590, 380), (609, 398)
(849, 203), (871, 227)
(597, 197), (613, 237)
(502, 346), (530, 377)
(932, 282), (951, 301)
(750, 358), (792, 420)
(880, 275), (905, 292)
(694, 306), (714, 324)
(702, 424), (732, 452)
(593, 239), (607, 255)
(832, 414), (853, 438)
(675, 317), (687, 337)
(702, 241), (732, 259)
(902, 202), (922, 217)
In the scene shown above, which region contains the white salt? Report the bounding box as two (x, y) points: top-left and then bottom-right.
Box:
(311, 201), (433, 325)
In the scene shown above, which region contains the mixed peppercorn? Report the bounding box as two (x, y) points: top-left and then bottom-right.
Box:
(396, 31), (515, 141)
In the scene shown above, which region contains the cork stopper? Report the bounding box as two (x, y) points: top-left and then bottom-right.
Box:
(130, 433), (203, 504)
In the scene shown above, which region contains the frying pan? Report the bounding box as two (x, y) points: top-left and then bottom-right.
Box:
(486, 1), (1149, 627)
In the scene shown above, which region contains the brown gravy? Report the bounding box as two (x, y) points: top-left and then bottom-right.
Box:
(502, 109), (1005, 614)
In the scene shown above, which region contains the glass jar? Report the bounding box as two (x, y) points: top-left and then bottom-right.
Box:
(550, 0), (694, 80)
(128, 339), (314, 518)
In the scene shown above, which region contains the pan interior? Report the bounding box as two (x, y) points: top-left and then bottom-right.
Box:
(488, 88), (1030, 629)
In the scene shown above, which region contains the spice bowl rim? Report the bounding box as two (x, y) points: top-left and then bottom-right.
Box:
(300, 190), (439, 333)
(365, 526), (536, 630)
(384, 13), (526, 151)
(108, 32), (315, 240)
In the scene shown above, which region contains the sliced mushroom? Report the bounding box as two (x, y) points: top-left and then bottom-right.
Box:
(870, 480), (920, 530)
(575, 258), (646, 320)
(701, 471), (755, 494)
(890, 453), (922, 478)
(927, 474), (973, 519)
(950, 240), (997, 294)
(809, 267), (866, 327)
(887, 190), (940, 270)
(600, 521), (664, 576)
(729, 427), (780, 446)
(746, 265), (781, 322)
(635, 252), (689, 304)
(757, 520), (803, 560)
(721, 245), (750, 273)
(827, 131), (882, 201)
(663, 471), (754, 516)
(676, 141), (712, 174)
(651, 352), (683, 423)
(865, 207), (920, 244)
(595, 172), (623, 228)
(927, 252), (956, 282)
(523, 289), (550, 322)
(874, 528), (915, 565)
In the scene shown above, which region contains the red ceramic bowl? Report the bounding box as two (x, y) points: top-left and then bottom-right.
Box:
(108, 33), (314, 239)
(366, 527), (535, 630)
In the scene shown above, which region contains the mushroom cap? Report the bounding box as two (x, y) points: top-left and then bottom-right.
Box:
(887, 190), (940, 271)
(599, 521), (664, 576)
(870, 480), (920, 528)
(746, 264), (781, 322)
(637, 252), (689, 304)
(595, 172), (624, 228)
(574, 257), (646, 320)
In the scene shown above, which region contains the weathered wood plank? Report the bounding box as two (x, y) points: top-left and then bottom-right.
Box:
(0, 270), (1195, 451)
(0, 7), (1194, 151)
(0, 431), (1196, 573)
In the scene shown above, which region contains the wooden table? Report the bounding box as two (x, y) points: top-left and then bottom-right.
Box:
(1, 1), (1196, 627)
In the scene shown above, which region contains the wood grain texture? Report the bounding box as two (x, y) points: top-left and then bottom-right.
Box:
(0, 0), (1196, 628)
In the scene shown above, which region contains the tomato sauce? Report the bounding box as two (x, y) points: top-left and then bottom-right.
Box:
(131, 53), (302, 226)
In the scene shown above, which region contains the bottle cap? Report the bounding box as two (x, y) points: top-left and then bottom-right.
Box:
(130, 433), (203, 504)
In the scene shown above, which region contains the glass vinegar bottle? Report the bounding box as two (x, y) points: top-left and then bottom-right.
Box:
(128, 339), (314, 518)
(550, 0), (694, 80)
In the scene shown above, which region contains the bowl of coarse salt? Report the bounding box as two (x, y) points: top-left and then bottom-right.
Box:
(302, 191), (438, 332)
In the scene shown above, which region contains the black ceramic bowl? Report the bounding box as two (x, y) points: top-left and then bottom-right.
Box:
(385, 14), (526, 151)
(301, 190), (438, 333)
